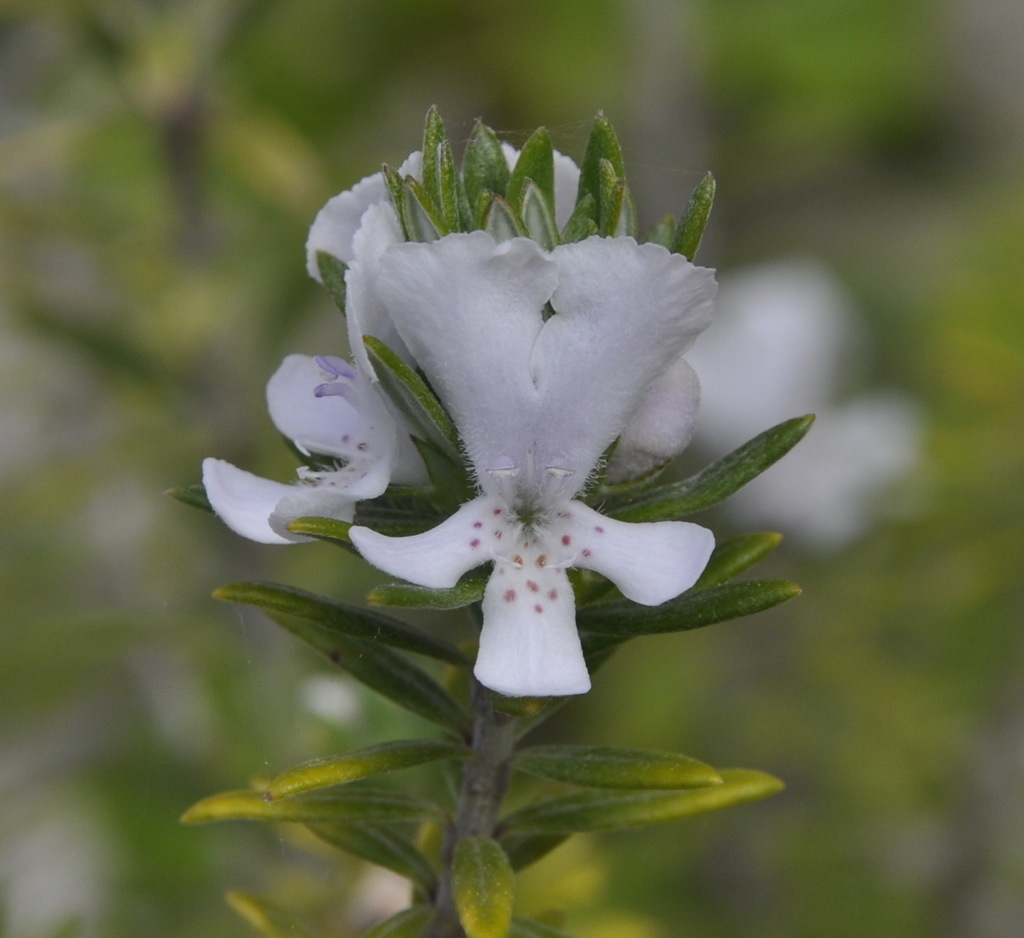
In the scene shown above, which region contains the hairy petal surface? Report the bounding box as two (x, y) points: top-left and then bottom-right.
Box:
(558, 502), (714, 605)
(478, 555), (590, 697)
(203, 459), (296, 545)
(349, 496), (505, 589)
(530, 238), (716, 480)
(376, 233), (557, 476)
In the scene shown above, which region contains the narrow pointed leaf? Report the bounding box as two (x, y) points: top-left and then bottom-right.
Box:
(500, 833), (570, 872)
(503, 768), (784, 834)
(463, 121), (510, 207)
(402, 177), (446, 240)
(513, 745), (721, 790)
(309, 822), (438, 891)
(382, 164), (412, 240)
(696, 532), (783, 588)
(520, 180), (558, 250)
(266, 614), (470, 731)
(579, 579), (800, 637)
(286, 515), (356, 549)
(369, 566), (489, 609)
(166, 482), (212, 512)
(453, 837), (515, 938)
(316, 252), (349, 313)
(559, 193), (598, 243)
(673, 172), (715, 260)
(437, 139), (466, 231)
(410, 435), (474, 505)
(182, 787), (440, 825)
(357, 907), (434, 938)
(509, 919), (575, 938)
(363, 335), (461, 455)
(268, 740), (470, 800)
(226, 891), (319, 938)
(577, 113), (625, 219)
(482, 194), (527, 242)
(214, 581), (468, 665)
(608, 415), (815, 522)
(421, 106), (447, 213)
(506, 128), (555, 213)
(596, 158), (624, 237)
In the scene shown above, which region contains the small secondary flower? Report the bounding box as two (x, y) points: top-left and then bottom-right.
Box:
(203, 354), (422, 544)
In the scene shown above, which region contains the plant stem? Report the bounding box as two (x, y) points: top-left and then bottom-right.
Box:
(428, 678), (519, 938)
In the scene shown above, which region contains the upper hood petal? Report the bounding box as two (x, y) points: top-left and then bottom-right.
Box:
(376, 232), (559, 479)
(529, 237), (717, 480)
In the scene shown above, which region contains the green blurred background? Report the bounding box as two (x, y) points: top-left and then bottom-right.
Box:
(1, 0), (1021, 936)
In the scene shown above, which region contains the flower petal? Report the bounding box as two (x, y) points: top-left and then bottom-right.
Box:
(305, 152), (422, 278)
(305, 172), (388, 277)
(377, 232), (558, 476)
(349, 495), (503, 589)
(345, 201), (413, 379)
(529, 238), (717, 479)
(558, 502), (714, 605)
(605, 357), (701, 482)
(266, 355), (381, 461)
(202, 458), (295, 545)
(477, 563), (590, 697)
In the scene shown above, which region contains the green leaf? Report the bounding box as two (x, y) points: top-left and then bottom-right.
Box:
(672, 172), (716, 260)
(506, 128), (554, 214)
(437, 139), (467, 232)
(226, 891), (320, 938)
(402, 176), (446, 240)
(608, 415), (815, 522)
(213, 581), (468, 665)
(382, 164), (412, 240)
(286, 515), (356, 550)
(500, 833), (570, 872)
(559, 193), (598, 243)
(166, 482), (212, 512)
(369, 566), (489, 609)
(267, 614), (470, 731)
(513, 745), (721, 790)
(577, 113), (625, 233)
(363, 335), (461, 455)
(357, 907), (434, 938)
(509, 918), (575, 938)
(182, 787), (440, 825)
(268, 740), (470, 800)
(482, 194), (527, 242)
(579, 579), (801, 637)
(695, 532), (783, 588)
(309, 822), (438, 891)
(463, 121), (510, 208)
(596, 158), (624, 237)
(502, 768), (784, 834)
(316, 252), (348, 313)
(520, 180), (558, 250)
(453, 837), (515, 938)
(645, 214), (676, 249)
(421, 106), (447, 218)
(410, 435), (474, 505)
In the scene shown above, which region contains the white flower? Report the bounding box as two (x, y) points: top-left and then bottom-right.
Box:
(349, 232), (718, 697)
(203, 354), (422, 544)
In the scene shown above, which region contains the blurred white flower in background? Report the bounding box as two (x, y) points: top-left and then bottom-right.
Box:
(687, 260), (922, 549)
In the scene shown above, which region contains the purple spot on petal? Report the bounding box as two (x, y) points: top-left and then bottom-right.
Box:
(504, 589), (516, 602)
(470, 539), (481, 548)
(581, 548), (592, 558)
(548, 589), (558, 600)
(594, 526), (605, 534)
(561, 535), (571, 546)
(534, 604), (543, 614)
(473, 521), (483, 529)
